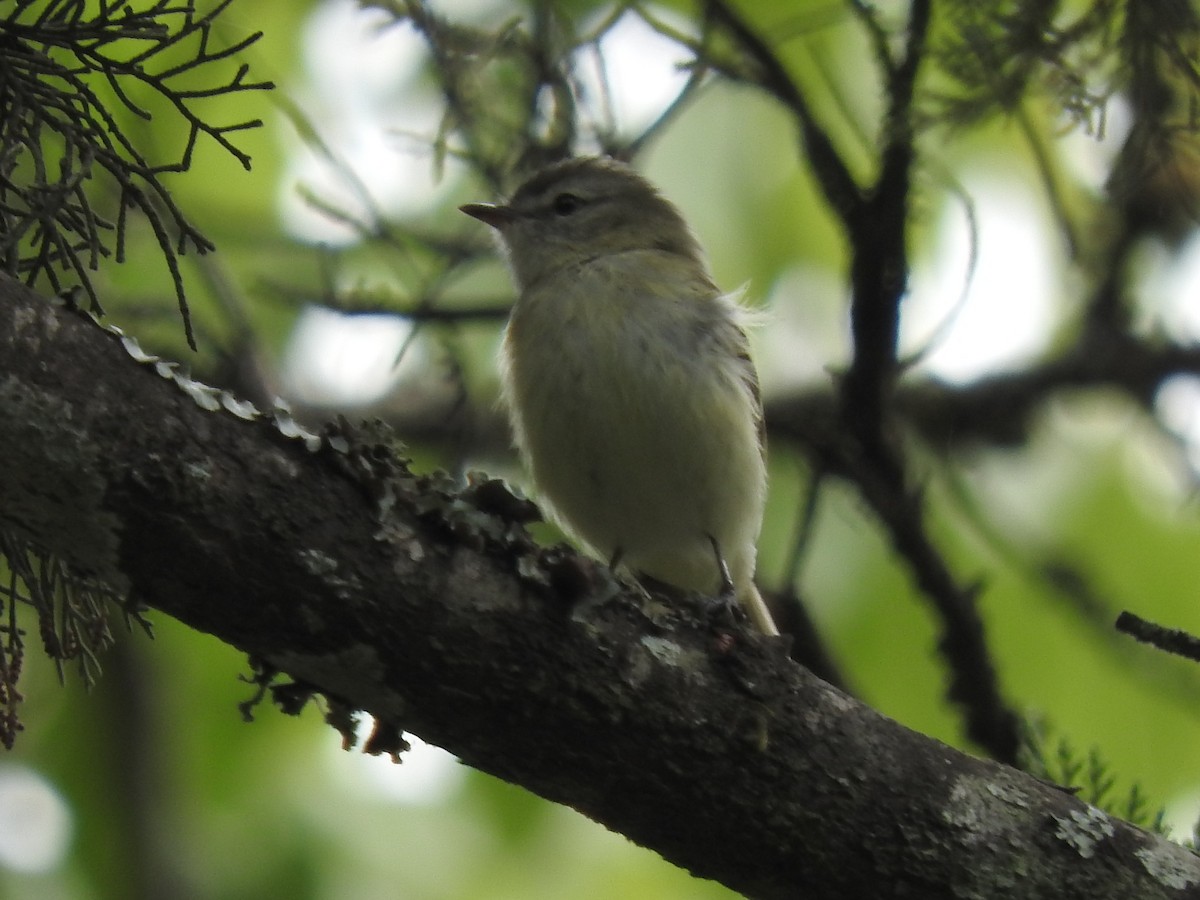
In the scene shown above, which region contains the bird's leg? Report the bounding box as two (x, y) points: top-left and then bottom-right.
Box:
(708, 534), (735, 596)
(706, 534), (740, 627)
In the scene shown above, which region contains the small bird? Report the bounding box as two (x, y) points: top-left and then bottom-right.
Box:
(461, 157), (779, 636)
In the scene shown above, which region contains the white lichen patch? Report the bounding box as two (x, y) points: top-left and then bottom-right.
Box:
(638, 635), (707, 672)
(985, 778), (1030, 809)
(616, 636), (709, 693)
(1135, 845), (1200, 890)
(298, 548), (339, 576)
(11, 303), (61, 348)
(108, 320), (329, 449)
(121, 334), (159, 364)
(220, 392), (260, 420)
(943, 770), (1031, 846)
(297, 549), (362, 599)
(818, 686), (856, 715)
(800, 683), (857, 737)
(182, 460), (214, 482)
(1052, 805), (1114, 859)
(945, 778), (986, 834)
(178, 376), (222, 411)
(272, 408), (322, 451)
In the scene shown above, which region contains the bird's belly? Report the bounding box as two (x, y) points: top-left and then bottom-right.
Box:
(504, 296), (763, 594)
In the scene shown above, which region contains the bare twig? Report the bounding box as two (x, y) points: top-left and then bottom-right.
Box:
(1116, 612), (1200, 664)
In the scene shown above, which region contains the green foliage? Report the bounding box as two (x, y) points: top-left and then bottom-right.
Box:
(1020, 716), (1170, 835)
(929, 1), (1118, 131)
(0, 531), (134, 749)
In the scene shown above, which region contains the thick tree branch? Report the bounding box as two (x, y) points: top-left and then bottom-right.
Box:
(821, 2), (1024, 764)
(3, 276), (1200, 897)
(769, 338), (1200, 453)
(842, 0), (929, 430)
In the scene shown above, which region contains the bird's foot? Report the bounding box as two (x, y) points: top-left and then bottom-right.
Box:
(704, 534), (743, 630)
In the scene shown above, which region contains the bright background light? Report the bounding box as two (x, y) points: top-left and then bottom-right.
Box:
(281, 306), (420, 407)
(1141, 231), (1200, 342)
(905, 173), (1063, 384)
(0, 766), (71, 874)
(278, 0), (460, 244)
(572, 11), (693, 140)
(330, 723), (464, 806)
(1155, 374), (1200, 474)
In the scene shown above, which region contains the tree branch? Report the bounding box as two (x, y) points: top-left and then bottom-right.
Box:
(1117, 612), (1200, 665)
(3, 275), (1199, 897)
(693, 1), (1020, 763)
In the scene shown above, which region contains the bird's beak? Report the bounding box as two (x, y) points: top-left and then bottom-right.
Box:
(459, 203), (517, 229)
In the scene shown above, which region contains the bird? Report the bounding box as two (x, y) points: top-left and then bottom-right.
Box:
(461, 157), (779, 636)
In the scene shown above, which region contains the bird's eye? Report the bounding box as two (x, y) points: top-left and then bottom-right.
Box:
(552, 193), (583, 216)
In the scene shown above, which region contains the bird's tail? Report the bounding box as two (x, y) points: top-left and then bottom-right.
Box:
(739, 582), (780, 636)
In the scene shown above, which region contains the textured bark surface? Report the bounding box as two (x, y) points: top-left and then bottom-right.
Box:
(2, 274), (1198, 899)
